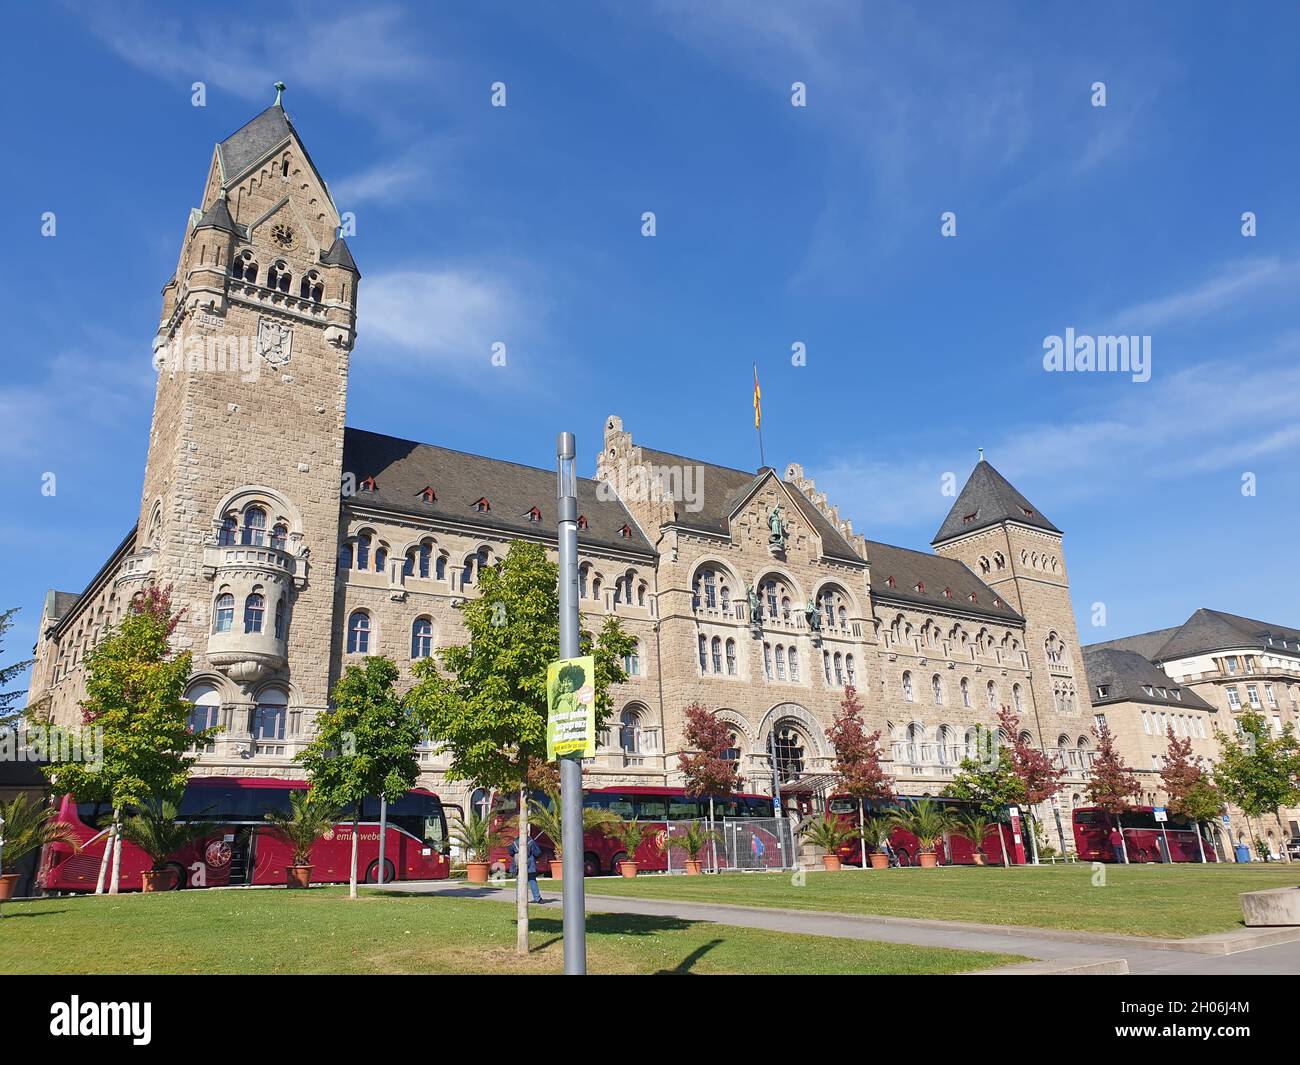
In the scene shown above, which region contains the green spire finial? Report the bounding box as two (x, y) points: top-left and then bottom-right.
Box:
(274, 81), (286, 106)
(978, 447), (985, 462)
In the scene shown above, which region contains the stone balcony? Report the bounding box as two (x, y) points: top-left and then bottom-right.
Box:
(202, 542), (307, 589)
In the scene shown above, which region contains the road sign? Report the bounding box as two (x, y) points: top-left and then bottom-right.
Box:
(1153, 807), (1168, 822)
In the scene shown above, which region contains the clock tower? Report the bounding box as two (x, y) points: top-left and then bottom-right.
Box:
(132, 87), (359, 734)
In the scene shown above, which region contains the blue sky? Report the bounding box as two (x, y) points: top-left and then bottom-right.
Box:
(3, 0), (1299, 683)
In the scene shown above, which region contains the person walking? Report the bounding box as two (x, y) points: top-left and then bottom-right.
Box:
(508, 831), (544, 904)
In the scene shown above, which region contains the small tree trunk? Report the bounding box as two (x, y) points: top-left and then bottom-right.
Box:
(108, 806), (124, 895)
(516, 784), (529, 955)
(1027, 810), (1040, 865)
(708, 795), (718, 873)
(998, 820), (1010, 867)
(94, 821), (114, 895)
(858, 799), (866, 869)
(1195, 821), (1206, 864)
(1276, 813), (1291, 863)
(349, 815), (359, 898)
(1116, 814), (1129, 864)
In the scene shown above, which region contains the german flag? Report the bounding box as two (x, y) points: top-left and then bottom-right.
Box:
(752, 364), (762, 429)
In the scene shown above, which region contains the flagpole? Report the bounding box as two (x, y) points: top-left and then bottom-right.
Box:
(753, 363), (767, 469)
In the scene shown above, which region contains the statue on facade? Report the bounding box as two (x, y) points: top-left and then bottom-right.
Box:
(746, 584), (762, 623)
(804, 600), (822, 640)
(767, 504), (788, 556)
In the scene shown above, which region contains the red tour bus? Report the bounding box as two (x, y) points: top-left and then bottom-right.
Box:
(1072, 805), (1217, 863)
(490, 785), (778, 876)
(827, 794), (1024, 866)
(40, 777), (453, 893)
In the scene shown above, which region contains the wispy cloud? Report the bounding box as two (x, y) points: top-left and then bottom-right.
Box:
(330, 139), (459, 208)
(1113, 257), (1300, 331)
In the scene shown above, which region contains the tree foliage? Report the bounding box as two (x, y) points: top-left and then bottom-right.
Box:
(1158, 728), (1222, 825)
(1213, 711), (1300, 822)
(998, 706), (1066, 806)
(943, 724), (1025, 819)
(0, 607), (34, 732)
(1086, 721), (1142, 815)
(675, 702), (744, 798)
(42, 586), (207, 808)
(828, 686), (893, 803)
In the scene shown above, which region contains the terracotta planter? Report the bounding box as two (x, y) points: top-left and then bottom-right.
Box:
(286, 865), (313, 889)
(0, 874), (20, 901)
(549, 860), (563, 881)
(618, 860), (639, 878)
(466, 861), (490, 884)
(918, 852), (938, 868)
(971, 853), (986, 867)
(684, 859), (703, 876)
(822, 854), (843, 871)
(869, 852), (889, 870)
(141, 869), (170, 893)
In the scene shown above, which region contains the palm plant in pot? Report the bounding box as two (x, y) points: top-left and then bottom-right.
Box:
(665, 821), (722, 875)
(860, 815), (894, 869)
(601, 816), (650, 877)
(116, 800), (211, 891)
(800, 813), (856, 870)
(528, 792), (615, 879)
(450, 810), (502, 883)
(887, 798), (956, 868)
(950, 809), (994, 867)
(264, 790), (341, 887)
(0, 795), (79, 900)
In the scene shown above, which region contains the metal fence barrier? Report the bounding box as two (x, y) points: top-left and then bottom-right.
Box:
(661, 817), (795, 873)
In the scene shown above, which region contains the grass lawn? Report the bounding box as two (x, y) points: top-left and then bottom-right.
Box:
(583, 863), (1300, 939)
(0, 887), (1020, 975)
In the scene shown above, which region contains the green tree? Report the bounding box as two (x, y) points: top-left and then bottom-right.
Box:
(1214, 711), (1300, 863)
(297, 656), (421, 897)
(41, 586), (210, 894)
(943, 725), (1025, 867)
(0, 608), (34, 732)
(406, 540), (634, 953)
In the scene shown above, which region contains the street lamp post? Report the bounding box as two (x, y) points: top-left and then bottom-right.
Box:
(556, 432), (586, 975)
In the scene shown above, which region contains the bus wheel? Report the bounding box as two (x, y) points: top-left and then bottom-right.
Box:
(583, 853), (600, 878)
(165, 862), (188, 890)
(609, 852), (627, 875)
(364, 860), (396, 884)
(896, 850), (911, 867)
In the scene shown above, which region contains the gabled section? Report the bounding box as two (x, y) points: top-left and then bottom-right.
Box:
(933, 458), (1060, 545)
(865, 539), (1023, 622)
(1083, 647), (1215, 711)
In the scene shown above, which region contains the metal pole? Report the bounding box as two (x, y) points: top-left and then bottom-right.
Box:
(378, 794), (387, 884)
(769, 730), (785, 868)
(0, 815), (6, 918)
(557, 431), (586, 975)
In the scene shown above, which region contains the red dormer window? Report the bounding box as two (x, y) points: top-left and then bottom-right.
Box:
(473, 497), (490, 513)
(968, 592), (978, 603)
(419, 486), (437, 504)
(994, 597), (1003, 608)
(360, 475), (378, 493)
(943, 587), (952, 599)
(1021, 506), (1034, 517)
(914, 581), (924, 594)
(577, 515), (589, 530)
(884, 576), (896, 588)
(526, 506), (542, 523)
(619, 524), (633, 539)
(962, 511), (978, 524)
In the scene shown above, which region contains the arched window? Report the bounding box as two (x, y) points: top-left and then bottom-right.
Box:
(763, 643), (773, 680)
(217, 515), (237, 546)
(986, 681), (997, 710)
(232, 251), (257, 283)
(186, 683), (221, 734)
(781, 596), (792, 621)
(266, 261), (291, 293)
(906, 723), (923, 765)
(698, 635), (708, 672)
(637, 583), (647, 607)
(411, 617), (433, 659)
(253, 687), (288, 742)
(766, 581), (779, 617)
(435, 554), (447, 581)
(241, 506), (267, 546)
(273, 598), (286, 640)
(591, 576), (602, 602)
(932, 674), (944, 705)
(620, 708), (643, 755)
(339, 542), (354, 570)
(902, 671), (914, 702)
(213, 592), (235, 633)
(579, 564), (590, 599)
(403, 549), (416, 577)
(270, 522), (288, 551)
(355, 534), (371, 571)
(299, 270), (324, 302)
(789, 647), (800, 682)
(960, 677), (971, 707)
(937, 725), (955, 766)
(703, 570), (717, 609)
(243, 590), (265, 634)
(775, 645), (787, 680)
(725, 639), (737, 676)
(819, 589), (835, 629)
(711, 637), (723, 673)
(470, 788), (491, 822)
(823, 650), (832, 683)
(347, 611), (370, 654)
(833, 653), (844, 686)
(374, 545), (388, 573)
(1012, 683), (1023, 712)
(773, 722), (805, 782)
(624, 640), (641, 677)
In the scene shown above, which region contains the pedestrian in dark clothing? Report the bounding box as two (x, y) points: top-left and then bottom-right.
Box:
(508, 834), (544, 903)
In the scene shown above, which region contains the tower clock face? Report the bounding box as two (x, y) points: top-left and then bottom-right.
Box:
(271, 222), (295, 249)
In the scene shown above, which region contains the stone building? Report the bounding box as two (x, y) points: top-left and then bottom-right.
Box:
(27, 96), (1112, 856)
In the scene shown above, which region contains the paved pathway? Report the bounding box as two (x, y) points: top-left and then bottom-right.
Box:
(372, 879), (1300, 975)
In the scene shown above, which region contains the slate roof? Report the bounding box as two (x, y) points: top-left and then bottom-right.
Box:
(321, 236), (359, 274)
(863, 540), (1023, 622)
(217, 104), (295, 184)
(342, 428), (655, 557)
(933, 459), (1060, 544)
(1087, 608), (1300, 664)
(1082, 646), (1215, 711)
(194, 195), (240, 235)
(635, 447), (864, 563)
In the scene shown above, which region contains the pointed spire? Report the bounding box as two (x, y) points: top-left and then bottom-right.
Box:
(932, 458), (1059, 545)
(321, 235), (360, 276)
(194, 190), (239, 235)
(274, 81), (286, 107)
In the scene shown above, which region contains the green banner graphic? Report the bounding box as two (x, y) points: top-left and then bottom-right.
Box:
(546, 655), (595, 759)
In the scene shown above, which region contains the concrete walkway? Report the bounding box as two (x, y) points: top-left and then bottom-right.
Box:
(372, 879), (1300, 975)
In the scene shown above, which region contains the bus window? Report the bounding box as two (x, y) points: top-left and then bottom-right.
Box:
(607, 799), (635, 818)
(712, 800), (740, 818)
(827, 798), (856, 815)
(749, 799), (775, 818)
(386, 792), (447, 849)
(636, 799), (668, 820)
(668, 798), (701, 819)
(1073, 810), (1106, 825)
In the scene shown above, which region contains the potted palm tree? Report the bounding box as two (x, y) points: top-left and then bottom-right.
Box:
(800, 813), (855, 870)
(265, 790), (341, 887)
(601, 816), (650, 877)
(665, 821), (722, 875)
(0, 795), (79, 900)
(950, 809), (994, 867)
(888, 798), (956, 868)
(528, 792), (614, 879)
(450, 810), (501, 883)
(861, 815), (894, 869)
(116, 800), (211, 891)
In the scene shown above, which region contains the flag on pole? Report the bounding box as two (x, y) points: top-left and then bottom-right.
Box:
(752, 365), (762, 429)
